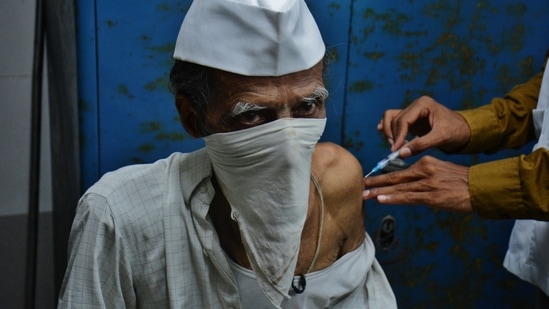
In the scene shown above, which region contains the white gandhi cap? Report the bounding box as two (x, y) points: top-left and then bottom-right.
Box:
(173, 0), (326, 76)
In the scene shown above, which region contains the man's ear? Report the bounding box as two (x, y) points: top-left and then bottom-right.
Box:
(175, 94), (202, 138)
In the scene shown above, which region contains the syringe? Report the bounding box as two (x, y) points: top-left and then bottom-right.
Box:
(364, 149), (401, 178)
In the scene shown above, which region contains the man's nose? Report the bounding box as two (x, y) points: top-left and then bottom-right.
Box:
(276, 105), (292, 119)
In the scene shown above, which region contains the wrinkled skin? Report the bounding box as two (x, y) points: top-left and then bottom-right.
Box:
(363, 96), (473, 213)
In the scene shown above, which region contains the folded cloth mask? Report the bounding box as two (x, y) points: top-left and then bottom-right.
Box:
(204, 117), (326, 308)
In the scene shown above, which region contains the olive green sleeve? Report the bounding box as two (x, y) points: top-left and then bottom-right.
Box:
(456, 60), (548, 219)
(457, 71), (543, 154)
(469, 148), (549, 220)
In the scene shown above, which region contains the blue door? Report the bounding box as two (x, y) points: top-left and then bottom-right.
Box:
(76, 1), (549, 307)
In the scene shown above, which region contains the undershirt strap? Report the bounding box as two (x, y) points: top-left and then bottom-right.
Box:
(307, 173), (325, 274)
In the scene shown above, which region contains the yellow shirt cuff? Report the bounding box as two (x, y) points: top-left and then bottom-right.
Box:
(457, 107), (502, 153)
(469, 157), (525, 219)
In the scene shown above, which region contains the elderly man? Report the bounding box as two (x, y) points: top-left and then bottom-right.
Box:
(58, 0), (396, 308)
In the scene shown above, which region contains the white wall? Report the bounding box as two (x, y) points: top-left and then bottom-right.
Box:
(1, 1), (52, 215)
(0, 0), (55, 308)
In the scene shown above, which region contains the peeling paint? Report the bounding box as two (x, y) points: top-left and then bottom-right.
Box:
(348, 80), (374, 92)
(137, 143), (155, 153)
(156, 3), (171, 11)
(155, 131), (186, 142)
(144, 77), (169, 92)
(140, 121), (162, 133)
(117, 84), (135, 99)
(118, 84), (129, 95)
(505, 3), (527, 16)
(148, 43), (175, 54)
(343, 131), (364, 152)
(105, 20), (117, 27)
(363, 51), (385, 61)
(139, 120), (187, 143)
(131, 157), (146, 164)
(329, 3), (341, 11)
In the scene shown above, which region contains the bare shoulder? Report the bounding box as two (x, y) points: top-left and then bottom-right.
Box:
(311, 142), (363, 198)
(308, 142), (366, 266)
(311, 142), (365, 226)
(312, 142), (362, 172)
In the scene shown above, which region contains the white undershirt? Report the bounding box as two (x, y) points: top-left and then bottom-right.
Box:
(228, 234), (375, 308)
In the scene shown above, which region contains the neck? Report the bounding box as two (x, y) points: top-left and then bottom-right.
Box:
(208, 176), (251, 268)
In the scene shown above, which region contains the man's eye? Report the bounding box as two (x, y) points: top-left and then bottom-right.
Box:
(237, 111), (264, 126)
(302, 102), (316, 112)
(294, 101), (319, 116)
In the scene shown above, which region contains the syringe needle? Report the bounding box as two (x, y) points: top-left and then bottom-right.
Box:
(364, 149), (401, 178)
(364, 169), (376, 178)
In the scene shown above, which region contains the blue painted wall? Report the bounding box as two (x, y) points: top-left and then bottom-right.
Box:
(76, 0), (549, 307)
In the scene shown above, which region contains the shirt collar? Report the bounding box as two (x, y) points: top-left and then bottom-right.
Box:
(177, 148), (217, 221)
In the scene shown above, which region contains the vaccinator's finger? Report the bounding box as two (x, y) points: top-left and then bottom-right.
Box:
(363, 168), (418, 188)
(376, 191), (426, 205)
(380, 109), (402, 142)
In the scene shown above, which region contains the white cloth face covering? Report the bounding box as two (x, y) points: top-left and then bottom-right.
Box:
(203, 117), (326, 308)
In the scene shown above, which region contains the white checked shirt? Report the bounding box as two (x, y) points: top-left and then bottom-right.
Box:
(57, 148), (397, 308)
(58, 149), (242, 308)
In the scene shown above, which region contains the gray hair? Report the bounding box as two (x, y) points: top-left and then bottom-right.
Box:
(169, 60), (216, 136)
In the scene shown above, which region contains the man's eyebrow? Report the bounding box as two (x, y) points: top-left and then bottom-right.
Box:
(230, 102), (267, 117)
(301, 86), (329, 103)
(230, 87), (328, 117)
